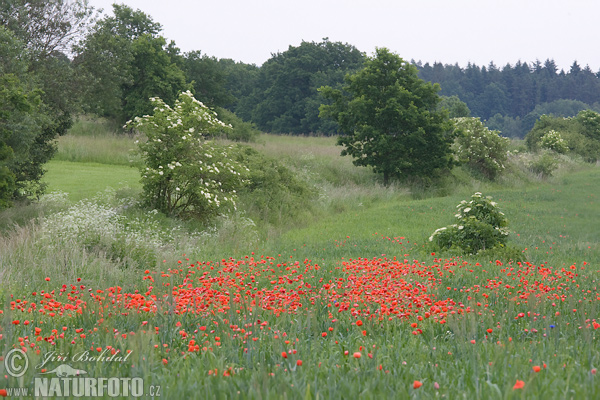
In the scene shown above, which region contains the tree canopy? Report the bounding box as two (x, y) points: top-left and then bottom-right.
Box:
(320, 48), (454, 185)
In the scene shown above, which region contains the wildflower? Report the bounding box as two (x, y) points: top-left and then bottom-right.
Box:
(513, 380), (525, 389)
(413, 381), (422, 389)
(281, 352), (288, 359)
(533, 366), (541, 372)
(353, 352), (361, 359)
(296, 360), (302, 366)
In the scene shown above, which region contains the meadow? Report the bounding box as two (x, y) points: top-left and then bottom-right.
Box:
(0, 119), (599, 399)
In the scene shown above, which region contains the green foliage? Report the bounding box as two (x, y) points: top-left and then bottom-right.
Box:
(429, 192), (510, 255)
(127, 91), (248, 220)
(539, 130), (568, 153)
(184, 51), (234, 108)
(528, 151), (559, 178)
(123, 35), (188, 121)
(452, 117), (510, 180)
(438, 95), (471, 118)
(248, 39), (364, 134)
(525, 112), (600, 161)
(0, 27), (55, 206)
(76, 5), (187, 123)
(233, 146), (317, 226)
(575, 109), (600, 140)
(321, 48), (454, 185)
(214, 107), (260, 142)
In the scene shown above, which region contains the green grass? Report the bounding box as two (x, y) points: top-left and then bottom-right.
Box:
(44, 160), (141, 201)
(2, 125), (600, 399)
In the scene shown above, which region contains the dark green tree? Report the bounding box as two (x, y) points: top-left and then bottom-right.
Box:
(438, 95), (471, 118)
(75, 5), (186, 122)
(320, 48), (454, 185)
(0, 27), (50, 206)
(184, 51), (234, 108)
(249, 39), (364, 134)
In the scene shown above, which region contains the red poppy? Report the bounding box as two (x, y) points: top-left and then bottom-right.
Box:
(513, 380), (525, 389)
(413, 381), (422, 389)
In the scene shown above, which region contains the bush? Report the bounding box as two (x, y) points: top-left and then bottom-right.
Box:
(529, 151), (559, 178)
(539, 130), (568, 153)
(214, 107), (260, 142)
(429, 192), (510, 255)
(452, 117), (510, 180)
(232, 146), (317, 226)
(127, 91), (249, 220)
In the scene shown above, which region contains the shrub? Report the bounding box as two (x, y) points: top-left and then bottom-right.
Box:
(232, 146), (317, 226)
(529, 151), (559, 178)
(452, 117), (510, 180)
(214, 107), (260, 142)
(127, 91), (249, 220)
(539, 130), (568, 153)
(429, 192), (510, 255)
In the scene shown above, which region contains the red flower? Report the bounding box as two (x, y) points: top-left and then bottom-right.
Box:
(296, 360), (302, 366)
(513, 380), (525, 389)
(281, 352), (288, 359)
(353, 352), (361, 359)
(533, 366), (541, 372)
(413, 380), (422, 389)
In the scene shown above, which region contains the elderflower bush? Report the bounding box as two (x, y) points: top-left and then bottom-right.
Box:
(127, 91), (249, 220)
(452, 117), (510, 180)
(540, 130), (568, 154)
(429, 192), (510, 255)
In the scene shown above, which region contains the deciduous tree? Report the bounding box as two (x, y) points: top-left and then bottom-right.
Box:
(320, 48), (454, 185)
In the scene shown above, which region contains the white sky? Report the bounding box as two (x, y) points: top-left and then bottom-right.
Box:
(88, 0), (600, 72)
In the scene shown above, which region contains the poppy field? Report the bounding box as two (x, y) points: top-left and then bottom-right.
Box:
(1, 150), (600, 398)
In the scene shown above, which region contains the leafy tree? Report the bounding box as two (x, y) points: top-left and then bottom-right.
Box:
(184, 51), (233, 108)
(249, 39), (364, 134)
(0, 0), (95, 59)
(76, 4), (186, 122)
(438, 95), (471, 118)
(320, 48), (454, 185)
(0, 27), (50, 205)
(122, 34), (188, 121)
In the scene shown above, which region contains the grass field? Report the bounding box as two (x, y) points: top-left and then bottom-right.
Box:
(1, 128), (600, 399)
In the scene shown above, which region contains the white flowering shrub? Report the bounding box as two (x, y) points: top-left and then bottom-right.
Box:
(429, 192), (510, 254)
(126, 91), (249, 219)
(540, 130), (568, 153)
(452, 117), (510, 180)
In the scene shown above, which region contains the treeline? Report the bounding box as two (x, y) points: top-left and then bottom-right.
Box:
(3, 1), (600, 207)
(417, 60), (600, 137)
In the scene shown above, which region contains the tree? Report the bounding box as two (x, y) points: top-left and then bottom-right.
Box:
(0, 0), (95, 59)
(438, 95), (471, 118)
(75, 4), (186, 122)
(122, 34), (188, 120)
(319, 48), (454, 185)
(0, 27), (50, 206)
(248, 39), (364, 134)
(184, 51), (234, 108)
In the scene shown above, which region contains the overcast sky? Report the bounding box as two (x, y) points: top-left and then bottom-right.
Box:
(88, 0), (600, 72)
